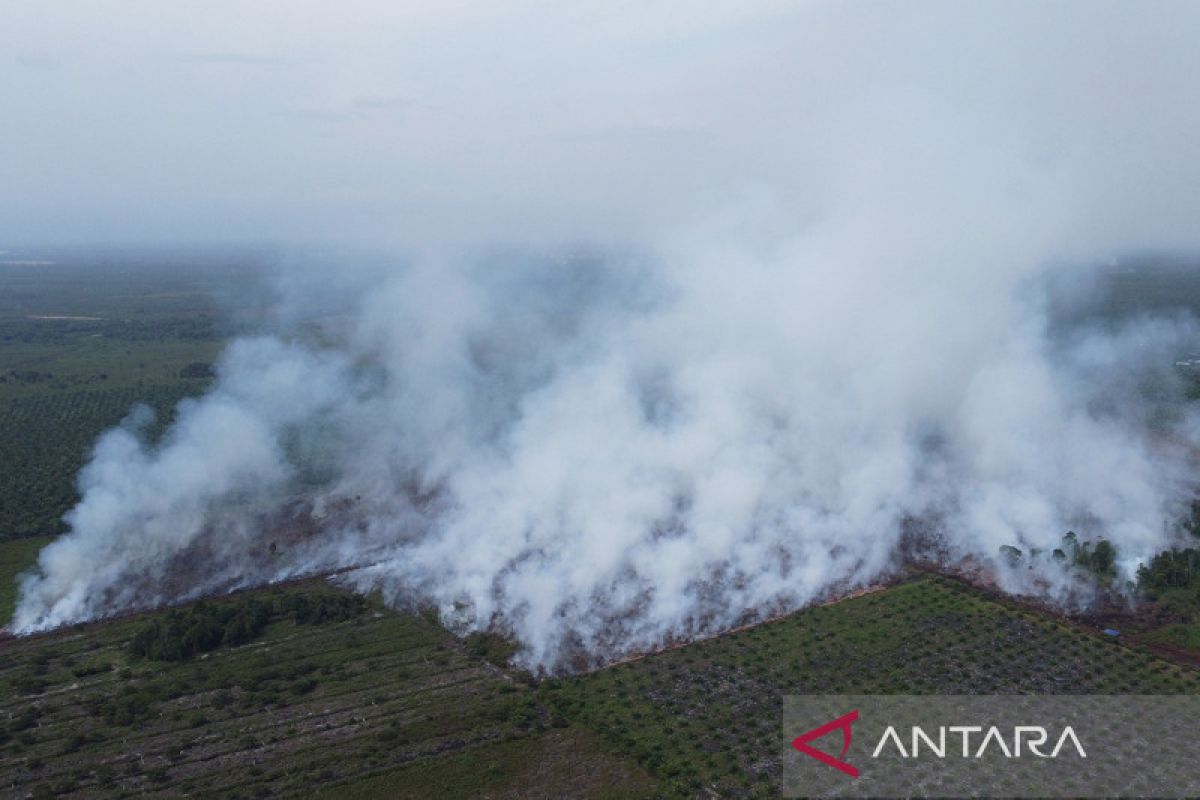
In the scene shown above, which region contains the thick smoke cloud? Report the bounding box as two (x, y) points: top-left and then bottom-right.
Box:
(10, 2), (1200, 668)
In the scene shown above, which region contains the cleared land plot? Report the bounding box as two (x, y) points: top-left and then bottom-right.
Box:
(311, 727), (661, 800)
(540, 576), (1200, 798)
(0, 582), (660, 799)
(4, 575), (1199, 799)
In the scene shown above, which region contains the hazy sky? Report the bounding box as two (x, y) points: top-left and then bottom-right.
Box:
(3, 1), (1200, 249)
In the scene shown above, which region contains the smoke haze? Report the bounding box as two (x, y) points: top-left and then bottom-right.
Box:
(9, 2), (1200, 668)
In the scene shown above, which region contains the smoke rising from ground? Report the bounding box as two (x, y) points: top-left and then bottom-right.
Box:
(10, 3), (1200, 667)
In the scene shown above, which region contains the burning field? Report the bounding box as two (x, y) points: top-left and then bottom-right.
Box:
(5, 3), (1200, 796)
(13, 245), (1200, 674)
(10, 5), (1200, 675)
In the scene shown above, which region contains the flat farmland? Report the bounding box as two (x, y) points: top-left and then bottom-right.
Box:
(0, 256), (254, 541)
(540, 576), (1200, 798)
(0, 582), (660, 799)
(0, 383), (215, 539)
(3, 575), (1197, 799)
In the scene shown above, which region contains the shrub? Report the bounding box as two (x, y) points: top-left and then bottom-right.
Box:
(129, 598), (272, 661)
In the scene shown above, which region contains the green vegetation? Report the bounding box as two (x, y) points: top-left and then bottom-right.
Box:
(0, 383), (214, 538)
(464, 631), (521, 669)
(8, 254), (1200, 797)
(999, 532), (1120, 585)
(1135, 547), (1200, 649)
(3, 575), (1196, 799)
(127, 591), (370, 661)
(279, 590), (370, 626)
(311, 728), (660, 800)
(1065, 532), (1118, 578)
(128, 598), (273, 661)
(1, 581), (655, 799)
(0, 255), (261, 540)
(1138, 547), (1200, 596)
(1147, 623), (1200, 650)
(1180, 500), (1200, 538)
(0, 535), (52, 622)
(541, 577), (1199, 797)
(1086, 256), (1200, 321)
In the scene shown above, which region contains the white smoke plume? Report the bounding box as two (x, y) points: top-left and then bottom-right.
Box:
(10, 2), (1200, 668)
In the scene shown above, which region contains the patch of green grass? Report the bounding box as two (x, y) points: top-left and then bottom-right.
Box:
(0, 535), (52, 623)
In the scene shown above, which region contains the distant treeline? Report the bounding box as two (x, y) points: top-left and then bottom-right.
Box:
(0, 317), (221, 345)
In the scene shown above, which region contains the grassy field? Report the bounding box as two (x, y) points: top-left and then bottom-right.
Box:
(2, 574), (1195, 799)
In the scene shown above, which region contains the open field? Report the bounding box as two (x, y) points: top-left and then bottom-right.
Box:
(6, 253), (1200, 797)
(540, 575), (1200, 797)
(0, 254), (263, 540)
(0, 580), (663, 799)
(2, 574), (1195, 799)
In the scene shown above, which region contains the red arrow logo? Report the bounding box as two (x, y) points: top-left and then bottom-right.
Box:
(791, 709), (859, 778)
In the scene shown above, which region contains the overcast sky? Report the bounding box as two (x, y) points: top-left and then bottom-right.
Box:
(3, 1), (1200, 249)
